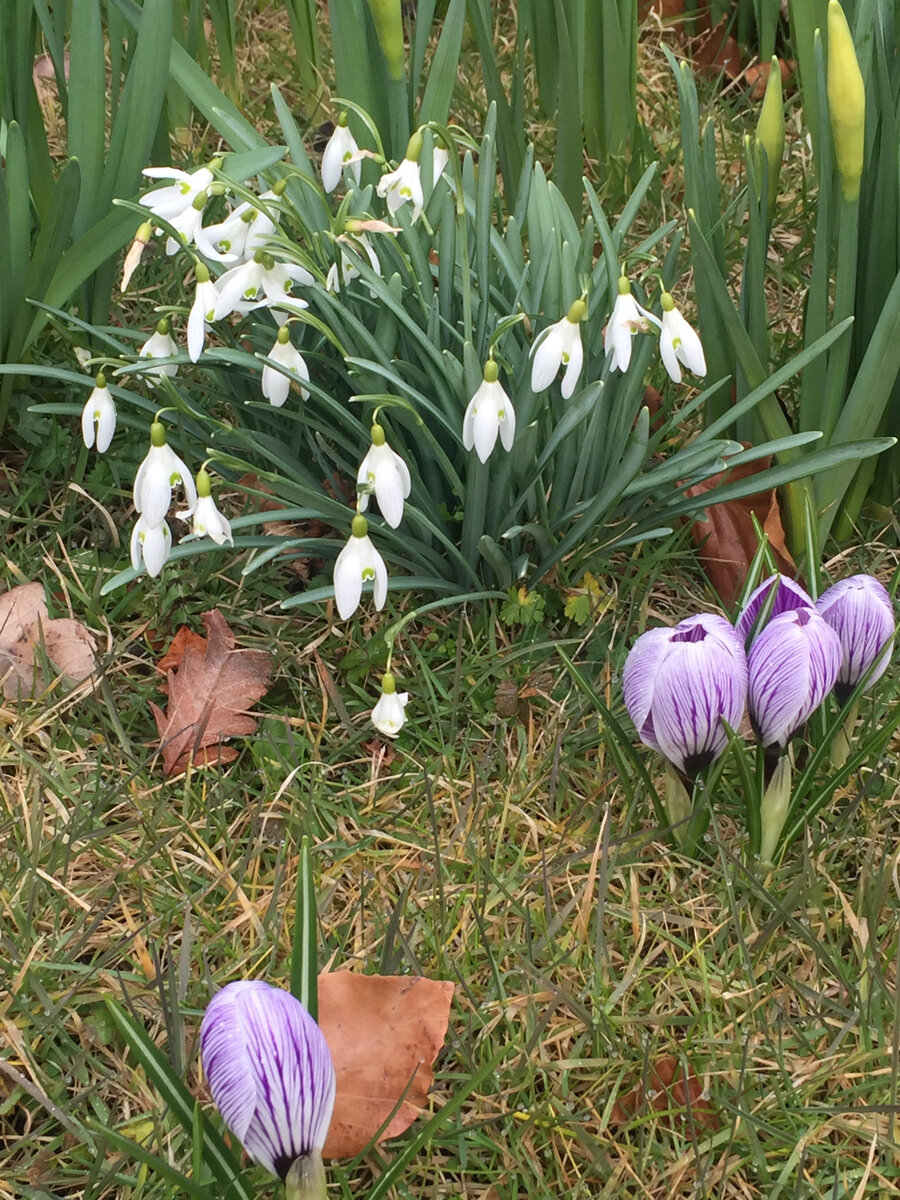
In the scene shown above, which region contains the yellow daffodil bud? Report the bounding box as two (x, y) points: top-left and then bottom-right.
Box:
(827, 0), (865, 201)
(366, 0), (404, 81)
(755, 58), (784, 220)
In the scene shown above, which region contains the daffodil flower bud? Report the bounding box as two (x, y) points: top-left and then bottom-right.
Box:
(827, 0), (865, 201)
(755, 57), (785, 219)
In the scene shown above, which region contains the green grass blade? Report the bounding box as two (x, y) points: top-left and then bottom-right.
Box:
(290, 835), (319, 1020)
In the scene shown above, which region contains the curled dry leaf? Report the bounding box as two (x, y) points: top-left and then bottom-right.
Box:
(149, 609), (273, 775)
(318, 972), (454, 1159)
(686, 451), (796, 610)
(0, 582), (96, 700)
(610, 1054), (719, 1131)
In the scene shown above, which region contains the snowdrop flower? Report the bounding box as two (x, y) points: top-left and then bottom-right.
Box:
(179, 468), (233, 546)
(321, 113), (362, 193)
(371, 671), (409, 737)
(356, 423), (411, 528)
(374, 129), (448, 221)
(188, 263), (218, 363)
(134, 420), (197, 528)
(214, 252), (313, 321)
(816, 574), (895, 702)
(326, 232), (382, 292)
(139, 319), (179, 380)
(195, 184), (284, 263)
(81, 373), (116, 453)
(200, 980), (335, 1197)
(658, 292), (706, 383)
(130, 516), (172, 578)
(161, 194), (209, 255)
(530, 298), (586, 398)
(623, 612), (748, 779)
(262, 327), (310, 407)
(604, 276), (649, 373)
(139, 164), (214, 223)
(463, 360), (516, 462)
(333, 514), (388, 620)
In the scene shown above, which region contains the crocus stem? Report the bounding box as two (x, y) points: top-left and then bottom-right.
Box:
(285, 1151), (327, 1200)
(664, 763), (693, 847)
(759, 754), (792, 866)
(831, 698), (860, 770)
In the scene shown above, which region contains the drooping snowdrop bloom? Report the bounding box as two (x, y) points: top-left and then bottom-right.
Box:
(214, 252), (313, 322)
(736, 573), (815, 647)
(530, 298), (586, 399)
(816, 575), (895, 702)
(195, 184), (284, 264)
(604, 276), (650, 373)
(623, 612), (748, 779)
(356, 423), (411, 528)
(188, 264), (219, 363)
(262, 327), (310, 407)
(139, 164), (214, 224)
(179, 468), (233, 546)
(333, 514), (388, 620)
(747, 608), (842, 752)
(321, 113), (362, 193)
(326, 231), (382, 293)
(130, 516), (172, 579)
(161, 193), (209, 255)
(375, 129), (448, 221)
(133, 420), (197, 528)
(200, 980), (335, 1197)
(463, 360), (516, 462)
(81, 373), (116, 453)
(658, 292), (707, 383)
(371, 671), (409, 737)
(138, 319), (179, 381)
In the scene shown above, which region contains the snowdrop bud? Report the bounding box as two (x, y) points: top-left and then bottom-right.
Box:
(371, 671), (409, 737)
(81, 372), (117, 453)
(827, 0), (865, 201)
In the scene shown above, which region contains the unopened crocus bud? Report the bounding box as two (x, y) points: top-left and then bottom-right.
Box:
(366, 0), (404, 80)
(736, 574), (814, 647)
(756, 57), (785, 219)
(816, 575), (895, 702)
(827, 0), (865, 201)
(200, 981), (335, 1198)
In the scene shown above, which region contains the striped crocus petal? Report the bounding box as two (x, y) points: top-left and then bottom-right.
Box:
(815, 575), (895, 702)
(736, 574), (814, 647)
(748, 608), (842, 750)
(200, 980), (335, 1181)
(624, 613), (747, 776)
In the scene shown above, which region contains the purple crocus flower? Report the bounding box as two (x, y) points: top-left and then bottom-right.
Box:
(747, 608), (842, 750)
(200, 981), (335, 1192)
(623, 613), (748, 777)
(736, 574), (814, 646)
(815, 574), (895, 703)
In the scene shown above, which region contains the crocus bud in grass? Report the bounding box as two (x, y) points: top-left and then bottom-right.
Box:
(816, 575), (895, 703)
(755, 57), (785, 219)
(623, 613), (748, 779)
(747, 608), (842, 752)
(200, 980), (335, 1198)
(827, 0), (865, 201)
(366, 0), (404, 80)
(736, 573), (815, 647)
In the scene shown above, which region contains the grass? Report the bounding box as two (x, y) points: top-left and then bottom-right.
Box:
(3, 4), (900, 1199)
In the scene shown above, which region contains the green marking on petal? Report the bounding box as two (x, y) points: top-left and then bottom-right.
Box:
(362, 567), (376, 582)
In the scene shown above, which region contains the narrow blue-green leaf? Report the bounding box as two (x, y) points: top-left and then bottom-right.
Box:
(290, 836), (319, 1021)
(68, 0), (106, 237)
(419, 0), (466, 127)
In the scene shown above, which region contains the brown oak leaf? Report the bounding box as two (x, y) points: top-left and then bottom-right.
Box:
(0, 582), (96, 700)
(611, 1054), (719, 1131)
(149, 610), (273, 775)
(318, 972), (454, 1159)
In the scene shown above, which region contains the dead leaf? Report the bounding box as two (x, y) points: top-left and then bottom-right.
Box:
(686, 451), (796, 609)
(610, 1054), (719, 1131)
(149, 610), (273, 775)
(318, 972), (454, 1159)
(155, 626), (209, 682)
(0, 582), (97, 700)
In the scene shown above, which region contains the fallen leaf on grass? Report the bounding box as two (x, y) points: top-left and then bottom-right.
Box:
(149, 610), (273, 775)
(610, 1054), (719, 1131)
(686, 452), (796, 609)
(0, 582), (96, 700)
(154, 626), (209, 682)
(318, 972), (454, 1159)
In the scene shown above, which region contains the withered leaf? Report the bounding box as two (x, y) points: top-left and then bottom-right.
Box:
(610, 1054), (719, 1131)
(687, 452), (796, 610)
(318, 972), (454, 1159)
(149, 609), (273, 775)
(0, 582), (96, 700)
